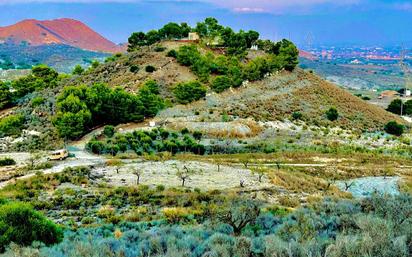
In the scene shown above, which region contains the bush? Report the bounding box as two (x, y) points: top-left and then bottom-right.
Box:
(326, 107), (339, 121)
(145, 65), (156, 73)
(211, 76), (232, 93)
(31, 96), (45, 107)
(384, 121), (404, 136)
(162, 207), (194, 223)
(0, 114), (24, 137)
(173, 81), (207, 104)
(0, 158), (16, 166)
(0, 202), (63, 252)
(129, 65), (140, 73)
(72, 65), (84, 75)
(103, 125), (115, 138)
(291, 112), (302, 120)
(387, 99), (402, 115)
(167, 49), (178, 58)
(154, 46), (166, 52)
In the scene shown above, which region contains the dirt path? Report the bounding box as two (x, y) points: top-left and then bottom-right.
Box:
(0, 149), (105, 188)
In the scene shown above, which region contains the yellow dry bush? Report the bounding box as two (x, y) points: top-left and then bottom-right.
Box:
(114, 229), (123, 239)
(125, 207), (149, 222)
(162, 207), (201, 223)
(106, 159), (123, 167)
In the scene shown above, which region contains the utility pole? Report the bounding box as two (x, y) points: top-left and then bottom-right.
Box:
(305, 32), (314, 52)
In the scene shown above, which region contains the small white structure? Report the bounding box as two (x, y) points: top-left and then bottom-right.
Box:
(251, 45), (258, 51)
(149, 121), (156, 127)
(188, 32), (200, 41)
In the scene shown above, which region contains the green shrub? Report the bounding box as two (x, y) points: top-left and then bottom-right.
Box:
(145, 65), (156, 73)
(167, 49), (178, 58)
(129, 65), (140, 73)
(154, 46), (166, 52)
(72, 65), (84, 75)
(31, 96), (45, 107)
(387, 99), (403, 115)
(0, 158), (16, 166)
(384, 121), (404, 136)
(0, 202), (63, 252)
(173, 81), (207, 104)
(0, 82), (12, 109)
(211, 75), (232, 93)
(0, 114), (24, 137)
(291, 112), (303, 120)
(326, 107), (339, 121)
(103, 125), (116, 138)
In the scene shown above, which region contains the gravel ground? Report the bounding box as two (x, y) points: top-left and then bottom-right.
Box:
(96, 160), (275, 190)
(336, 176), (400, 198)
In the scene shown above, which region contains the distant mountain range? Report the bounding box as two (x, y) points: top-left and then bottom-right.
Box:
(0, 18), (124, 53)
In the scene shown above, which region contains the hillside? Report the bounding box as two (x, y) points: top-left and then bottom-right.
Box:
(0, 18), (124, 53)
(0, 43), (109, 73)
(160, 68), (403, 131)
(65, 41), (402, 131)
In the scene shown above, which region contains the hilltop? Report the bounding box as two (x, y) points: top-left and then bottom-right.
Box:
(64, 41), (402, 131)
(0, 18), (124, 53)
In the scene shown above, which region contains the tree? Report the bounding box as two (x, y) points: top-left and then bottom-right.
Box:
(176, 45), (201, 66)
(211, 75), (232, 93)
(0, 202), (63, 252)
(326, 107), (339, 121)
(174, 164), (195, 187)
(72, 65), (84, 75)
(254, 166), (266, 183)
(128, 32), (146, 51)
(146, 30), (161, 45)
(145, 65), (156, 73)
(193, 131), (203, 141)
(103, 125), (115, 138)
(384, 121), (404, 136)
(54, 110), (92, 140)
(387, 99), (403, 115)
(132, 169), (142, 185)
(0, 114), (24, 137)
(11, 65), (59, 99)
(27, 151), (43, 170)
(138, 80), (164, 117)
(277, 39), (299, 71)
(173, 81), (207, 104)
(159, 22), (184, 39)
(404, 100), (412, 115)
(217, 198), (261, 235)
(0, 82), (12, 109)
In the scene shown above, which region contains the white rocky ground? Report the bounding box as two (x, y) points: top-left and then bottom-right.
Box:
(95, 160), (274, 191)
(336, 176), (401, 198)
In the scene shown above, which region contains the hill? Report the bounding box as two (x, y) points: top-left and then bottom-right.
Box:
(0, 43), (109, 73)
(160, 68), (403, 131)
(65, 41), (402, 131)
(0, 18), (124, 53)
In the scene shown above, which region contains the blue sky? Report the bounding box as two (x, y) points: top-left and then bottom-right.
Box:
(0, 0), (411, 47)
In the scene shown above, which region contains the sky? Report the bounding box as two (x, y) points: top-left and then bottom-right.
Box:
(0, 0), (411, 47)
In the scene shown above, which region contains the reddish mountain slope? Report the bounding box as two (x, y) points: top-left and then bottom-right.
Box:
(0, 18), (123, 53)
(299, 50), (318, 60)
